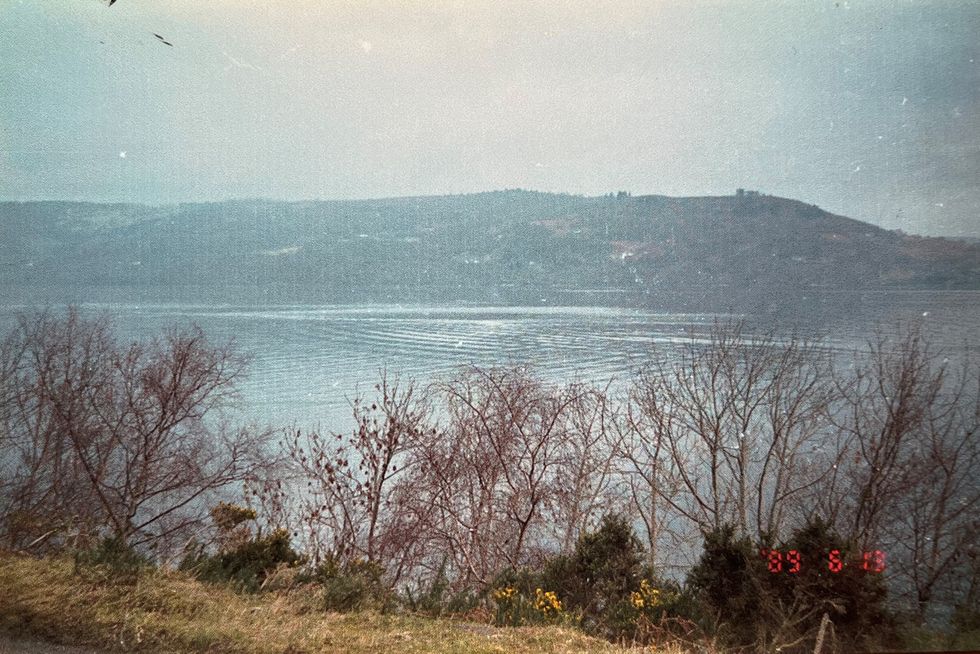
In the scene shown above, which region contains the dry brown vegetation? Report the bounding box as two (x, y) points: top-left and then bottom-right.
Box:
(0, 552), (672, 654)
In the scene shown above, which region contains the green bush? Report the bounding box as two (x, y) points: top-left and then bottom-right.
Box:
(687, 520), (894, 653)
(209, 502), (257, 531)
(490, 584), (571, 627)
(621, 576), (704, 645)
(488, 515), (699, 643)
(313, 556), (394, 612)
(542, 514), (644, 634)
(180, 528), (302, 592)
(74, 535), (152, 579)
(773, 518), (892, 651)
(403, 561), (481, 617)
(686, 524), (762, 647)
(949, 602), (980, 649)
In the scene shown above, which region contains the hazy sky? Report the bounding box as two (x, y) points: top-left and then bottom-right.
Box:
(1, 1), (977, 236)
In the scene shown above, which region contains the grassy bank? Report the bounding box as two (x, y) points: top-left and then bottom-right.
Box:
(0, 552), (668, 654)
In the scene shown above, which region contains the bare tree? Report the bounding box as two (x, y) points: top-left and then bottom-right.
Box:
(827, 328), (943, 550)
(285, 372), (432, 585)
(895, 376), (980, 619)
(827, 327), (980, 619)
(405, 366), (582, 588)
(619, 378), (700, 571)
(0, 308), (270, 552)
(546, 382), (624, 554)
(623, 321), (836, 561)
(0, 309), (111, 548)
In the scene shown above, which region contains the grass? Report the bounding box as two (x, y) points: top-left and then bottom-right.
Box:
(0, 552), (679, 654)
(895, 620), (980, 653)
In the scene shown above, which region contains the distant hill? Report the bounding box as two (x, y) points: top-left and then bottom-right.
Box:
(2, 191), (978, 308)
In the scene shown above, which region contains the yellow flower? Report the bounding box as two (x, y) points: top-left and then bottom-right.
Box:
(534, 588), (563, 616)
(632, 579), (665, 611)
(493, 586), (517, 603)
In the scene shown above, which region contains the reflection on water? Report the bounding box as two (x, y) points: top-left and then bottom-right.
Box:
(0, 291), (976, 430)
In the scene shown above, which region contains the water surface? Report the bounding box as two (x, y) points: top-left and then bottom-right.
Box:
(1, 291), (976, 430)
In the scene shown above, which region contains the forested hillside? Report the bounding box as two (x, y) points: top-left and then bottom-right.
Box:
(3, 191), (978, 307)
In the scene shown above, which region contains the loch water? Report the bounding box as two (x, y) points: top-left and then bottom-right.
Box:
(1, 290), (976, 431)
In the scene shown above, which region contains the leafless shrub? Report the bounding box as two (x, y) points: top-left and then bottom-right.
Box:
(622, 321), (836, 566)
(0, 308), (271, 553)
(401, 366), (588, 587)
(825, 326), (980, 618)
(285, 372), (432, 586)
(545, 381), (625, 554)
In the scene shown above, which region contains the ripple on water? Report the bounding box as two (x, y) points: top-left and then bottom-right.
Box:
(0, 295), (976, 428)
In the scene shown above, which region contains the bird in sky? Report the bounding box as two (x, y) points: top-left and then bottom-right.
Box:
(105, 1), (174, 47)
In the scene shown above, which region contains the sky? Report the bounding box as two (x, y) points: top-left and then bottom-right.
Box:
(0, 0), (977, 237)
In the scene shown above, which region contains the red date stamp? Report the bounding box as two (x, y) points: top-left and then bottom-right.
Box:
(758, 548), (885, 574)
